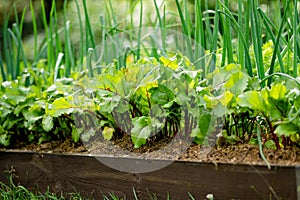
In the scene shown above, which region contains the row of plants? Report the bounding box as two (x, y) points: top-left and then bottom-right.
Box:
(0, 0), (299, 158)
(1, 51), (299, 152)
(1, 0), (299, 80)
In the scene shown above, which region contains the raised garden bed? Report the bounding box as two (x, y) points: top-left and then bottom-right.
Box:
(1, 0), (300, 199)
(0, 147), (299, 199)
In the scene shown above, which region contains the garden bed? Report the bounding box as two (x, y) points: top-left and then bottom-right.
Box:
(1, 0), (300, 199)
(1, 141), (300, 199)
(3, 139), (300, 166)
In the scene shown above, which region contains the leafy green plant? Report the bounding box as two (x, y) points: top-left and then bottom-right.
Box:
(48, 54), (212, 148)
(237, 80), (300, 149)
(203, 63), (300, 150)
(0, 69), (79, 147)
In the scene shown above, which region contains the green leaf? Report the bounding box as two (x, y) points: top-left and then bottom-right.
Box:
(220, 91), (234, 106)
(149, 85), (175, 105)
(81, 128), (96, 143)
(209, 64), (241, 90)
(269, 84), (287, 100)
(71, 125), (80, 143)
(160, 56), (178, 70)
(131, 116), (151, 131)
(38, 134), (51, 144)
(23, 109), (43, 123)
(264, 140), (276, 150)
(203, 94), (218, 109)
(0, 134), (10, 147)
(28, 134), (35, 142)
(98, 93), (122, 113)
(237, 91), (267, 112)
(192, 112), (215, 144)
(42, 115), (53, 132)
(288, 88), (300, 109)
(102, 126), (114, 141)
(275, 123), (299, 137)
(225, 135), (240, 145)
(203, 92), (233, 116)
(49, 97), (76, 117)
(224, 72), (249, 94)
(14, 98), (35, 116)
(248, 138), (258, 145)
(131, 116), (153, 148)
(2, 82), (30, 105)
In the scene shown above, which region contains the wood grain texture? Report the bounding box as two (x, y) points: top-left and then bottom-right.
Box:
(0, 151), (297, 199)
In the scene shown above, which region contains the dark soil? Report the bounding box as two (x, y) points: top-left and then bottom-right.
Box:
(181, 144), (300, 165)
(2, 135), (300, 166)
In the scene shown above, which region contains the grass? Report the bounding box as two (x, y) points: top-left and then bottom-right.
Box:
(0, 178), (199, 200)
(0, 177), (90, 200)
(0, 176), (113, 200)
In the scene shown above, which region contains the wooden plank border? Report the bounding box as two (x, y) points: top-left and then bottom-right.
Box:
(0, 151), (298, 199)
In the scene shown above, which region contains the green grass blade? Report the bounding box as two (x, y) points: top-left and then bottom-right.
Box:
(237, 0), (244, 67)
(257, 126), (271, 169)
(195, 0), (206, 74)
(0, 55), (6, 81)
(203, 0), (213, 49)
(223, 0), (233, 64)
(99, 14), (107, 66)
(2, 6), (15, 80)
(106, 0), (123, 68)
(2, 26), (13, 80)
(12, 23), (28, 78)
(30, 0), (38, 61)
(133, 188), (139, 200)
(184, 0), (192, 38)
(244, 0), (250, 70)
(218, 2), (227, 67)
(153, 0), (166, 50)
(87, 48), (94, 78)
(12, 6), (21, 79)
(188, 192), (196, 200)
(17, 5), (26, 39)
(63, 0), (74, 77)
(257, 8), (288, 45)
(217, 2), (252, 76)
(292, 0), (298, 77)
(18, 7), (28, 70)
(174, 0), (189, 35)
(107, 0), (118, 25)
(153, 0), (163, 28)
(75, 0), (84, 71)
(54, 53), (64, 82)
(41, 0), (53, 72)
(267, 0), (290, 86)
(258, 8), (285, 74)
(52, 0), (62, 61)
(83, 0), (96, 49)
(261, 72), (300, 87)
(209, 1), (220, 72)
(273, 0), (282, 28)
(7, 28), (19, 79)
(136, 0), (143, 60)
(175, 0), (193, 61)
(250, 0), (265, 87)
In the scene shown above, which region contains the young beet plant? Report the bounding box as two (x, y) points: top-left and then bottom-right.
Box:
(49, 55), (212, 148)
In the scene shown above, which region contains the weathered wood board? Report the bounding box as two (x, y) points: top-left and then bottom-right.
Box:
(0, 151), (298, 199)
